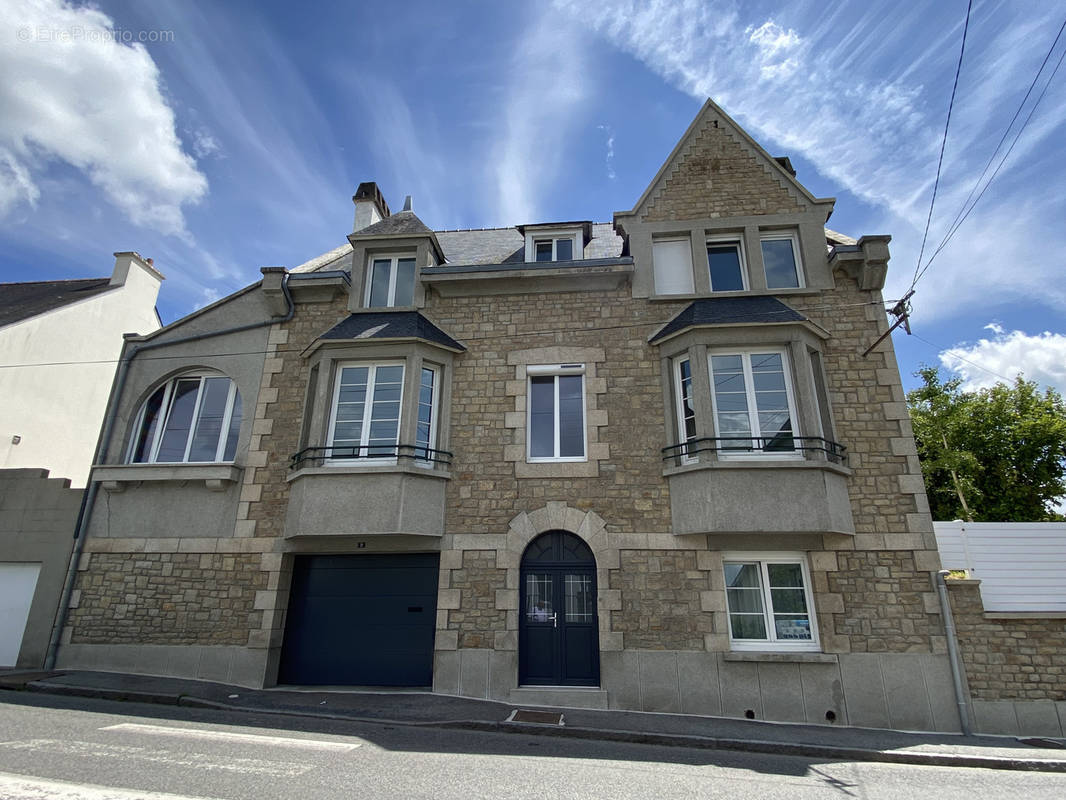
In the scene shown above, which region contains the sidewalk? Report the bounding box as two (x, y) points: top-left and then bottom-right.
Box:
(2, 669), (1065, 772)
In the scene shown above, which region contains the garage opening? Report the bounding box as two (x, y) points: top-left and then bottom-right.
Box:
(278, 553), (439, 686)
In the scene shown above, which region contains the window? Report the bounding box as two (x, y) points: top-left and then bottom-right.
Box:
(708, 350), (799, 456)
(527, 364), (585, 461)
(652, 237), (695, 295)
(129, 375), (242, 463)
(415, 365), (439, 462)
(366, 255), (416, 307)
(327, 362), (405, 460)
(760, 233), (803, 289)
(724, 555), (818, 650)
(674, 357), (697, 462)
(706, 236), (746, 291)
(534, 237), (575, 262)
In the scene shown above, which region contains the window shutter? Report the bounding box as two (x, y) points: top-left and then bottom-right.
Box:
(653, 239), (694, 295)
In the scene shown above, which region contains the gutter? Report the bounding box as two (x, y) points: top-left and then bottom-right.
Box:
(44, 271), (295, 670)
(936, 569), (974, 736)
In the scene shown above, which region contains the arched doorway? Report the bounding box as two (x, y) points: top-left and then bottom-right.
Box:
(519, 530), (599, 686)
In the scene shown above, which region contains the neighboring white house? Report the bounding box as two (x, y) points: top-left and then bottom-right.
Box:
(0, 252), (163, 486)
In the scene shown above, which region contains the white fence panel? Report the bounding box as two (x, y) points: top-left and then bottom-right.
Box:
(933, 521), (1066, 612)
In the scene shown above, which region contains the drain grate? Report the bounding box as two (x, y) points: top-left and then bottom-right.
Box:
(507, 709), (565, 726)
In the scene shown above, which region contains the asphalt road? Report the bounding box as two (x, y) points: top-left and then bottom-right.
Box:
(0, 692), (1064, 800)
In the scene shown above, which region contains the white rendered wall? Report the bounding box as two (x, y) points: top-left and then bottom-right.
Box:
(0, 259), (161, 486)
(934, 521), (1066, 612)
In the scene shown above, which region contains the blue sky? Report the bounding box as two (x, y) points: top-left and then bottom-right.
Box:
(2, 0), (1065, 394)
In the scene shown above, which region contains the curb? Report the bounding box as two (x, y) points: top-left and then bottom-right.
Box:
(10, 681), (1066, 773)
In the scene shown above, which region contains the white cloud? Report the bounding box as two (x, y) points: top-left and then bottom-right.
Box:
(492, 8), (589, 225)
(597, 124), (616, 180)
(189, 128), (221, 159)
(0, 0), (207, 235)
(940, 328), (1066, 394)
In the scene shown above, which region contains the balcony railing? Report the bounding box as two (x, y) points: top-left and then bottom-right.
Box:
(662, 436), (847, 465)
(290, 444), (453, 471)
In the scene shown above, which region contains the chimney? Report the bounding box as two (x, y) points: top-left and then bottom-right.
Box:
(352, 182), (390, 232)
(402, 195), (412, 212)
(111, 251), (165, 287)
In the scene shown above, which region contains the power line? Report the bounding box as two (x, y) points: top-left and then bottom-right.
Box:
(911, 332), (1018, 384)
(910, 0), (973, 290)
(913, 19), (1066, 286)
(0, 297), (904, 370)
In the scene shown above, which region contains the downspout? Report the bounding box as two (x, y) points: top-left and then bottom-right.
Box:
(45, 273), (294, 669)
(935, 568), (973, 736)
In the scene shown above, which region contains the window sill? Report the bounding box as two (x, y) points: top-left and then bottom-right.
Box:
(93, 463), (242, 492)
(663, 458), (851, 478)
(287, 462), (450, 483)
(649, 287), (820, 302)
(723, 651), (837, 664)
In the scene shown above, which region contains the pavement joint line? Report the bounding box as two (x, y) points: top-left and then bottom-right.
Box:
(6, 680), (1066, 774)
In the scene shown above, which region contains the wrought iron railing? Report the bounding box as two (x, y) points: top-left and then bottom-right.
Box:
(289, 444), (453, 470)
(662, 436), (847, 465)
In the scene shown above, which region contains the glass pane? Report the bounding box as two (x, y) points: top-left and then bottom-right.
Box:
(416, 367), (435, 458)
(529, 376), (555, 458)
(223, 389), (242, 461)
(131, 385), (166, 462)
(770, 588), (808, 614)
(762, 238), (800, 289)
(774, 616), (812, 640)
(707, 243), (744, 291)
(716, 392), (750, 413)
(535, 240), (552, 262)
(730, 614), (767, 640)
(188, 377), (231, 461)
(333, 367), (369, 449)
(526, 574), (553, 621)
(711, 354), (743, 373)
(678, 359), (696, 448)
(752, 371), (786, 393)
(369, 259), (391, 306)
(727, 587), (765, 613)
(156, 379), (200, 462)
(394, 258), (416, 306)
(368, 363), (402, 455)
(555, 238), (573, 261)
(750, 353), (783, 372)
(565, 574), (593, 622)
(558, 374), (584, 457)
(768, 563), (804, 587)
(724, 562), (761, 589)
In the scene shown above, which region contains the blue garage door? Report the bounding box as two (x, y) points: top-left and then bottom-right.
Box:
(279, 553), (439, 686)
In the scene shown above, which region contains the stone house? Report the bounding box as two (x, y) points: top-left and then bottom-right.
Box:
(55, 99), (959, 731)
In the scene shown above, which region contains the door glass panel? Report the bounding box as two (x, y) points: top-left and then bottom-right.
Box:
(525, 574), (553, 621)
(416, 367), (435, 459)
(565, 575), (593, 622)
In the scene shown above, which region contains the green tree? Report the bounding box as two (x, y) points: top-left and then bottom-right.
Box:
(907, 366), (1066, 521)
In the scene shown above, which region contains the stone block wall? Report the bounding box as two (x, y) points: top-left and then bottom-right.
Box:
(610, 550), (714, 650)
(949, 580), (1066, 701)
(444, 550), (507, 648)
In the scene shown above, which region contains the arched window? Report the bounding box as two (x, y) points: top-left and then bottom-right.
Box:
(128, 374), (242, 463)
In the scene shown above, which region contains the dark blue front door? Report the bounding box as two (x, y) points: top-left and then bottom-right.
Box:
(279, 553), (439, 686)
(519, 532), (599, 686)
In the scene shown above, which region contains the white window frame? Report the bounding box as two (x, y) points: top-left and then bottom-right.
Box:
(707, 348), (802, 459)
(673, 356), (698, 464)
(326, 361), (405, 464)
(759, 231), (805, 289)
(415, 363), (441, 465)
(127, 373), (240, 464)
(705, 234), (748, 292)
(723, 552), (819, 652)
(364, 253), (417, 308)
(523, 229), (583, 262)
(652, 236), (696, 295)
(526, 363), (587, 462)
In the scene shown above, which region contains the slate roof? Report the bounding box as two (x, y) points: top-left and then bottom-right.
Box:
(354, 210), (436, 237)
(650, 297), (807, 343)
(318, 311), (465, 351)
(0, 277), (115, 329)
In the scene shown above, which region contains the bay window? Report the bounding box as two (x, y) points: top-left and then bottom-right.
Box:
(328, 363), (405, 459)
(128, 374), (242, 464)
(709, 350), (799, 456)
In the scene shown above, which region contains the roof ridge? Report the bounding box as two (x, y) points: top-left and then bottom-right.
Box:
(0, 276), (109, 287)
(436, 221), (615, 234)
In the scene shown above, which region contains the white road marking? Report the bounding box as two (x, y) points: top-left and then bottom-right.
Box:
(0, 739), (310, 777)
(100, 723), (358, 752)
(0, 770), (223, 800)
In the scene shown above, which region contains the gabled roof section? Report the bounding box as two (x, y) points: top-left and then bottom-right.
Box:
(0, 277), (115, 329)
(616, 98), (835, 226)
(355, 209), (434, 237)
(649, 297), (807, 344)
(318, 311), (465, 352)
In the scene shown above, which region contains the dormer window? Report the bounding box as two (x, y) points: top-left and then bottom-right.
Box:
(367, 255), (416, 307)
(534, 237), (573, 262)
